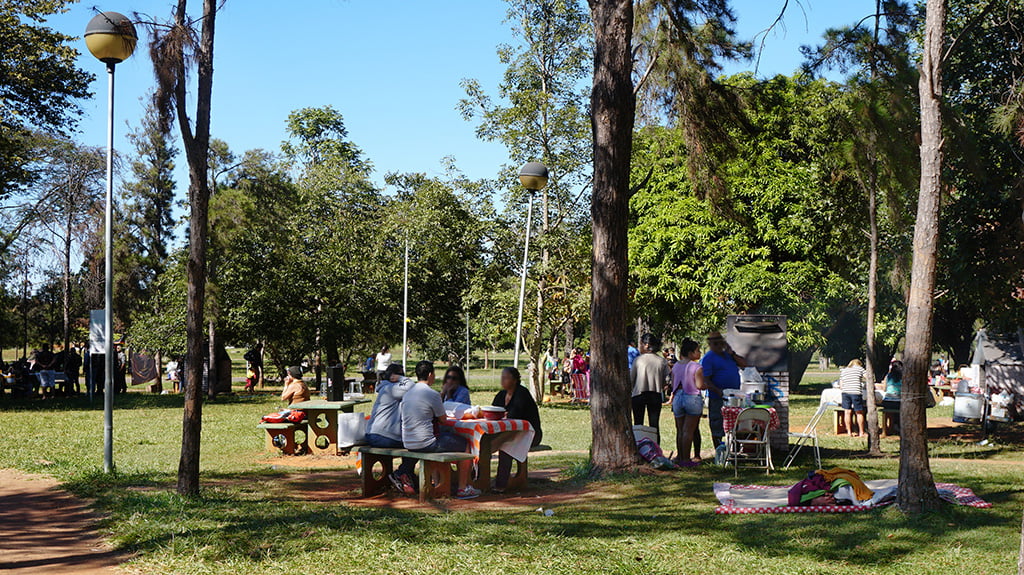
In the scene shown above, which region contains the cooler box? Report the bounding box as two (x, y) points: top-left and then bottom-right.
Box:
(953, 393), (984, 423)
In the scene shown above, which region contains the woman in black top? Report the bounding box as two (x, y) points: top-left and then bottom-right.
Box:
(492, 367), (542, 492)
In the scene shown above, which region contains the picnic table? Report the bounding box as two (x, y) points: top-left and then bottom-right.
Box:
(722, 406), (780, 433)
(440, 417), (536, 492)
(288, 399), (370, 455)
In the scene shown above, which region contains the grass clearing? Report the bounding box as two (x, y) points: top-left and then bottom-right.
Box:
(1, 367), (1021, 574)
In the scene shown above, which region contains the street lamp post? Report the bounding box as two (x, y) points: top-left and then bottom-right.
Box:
(402, 233), (409, 369)
(513, 162), (549, 369)
(84, 11), (137, 474)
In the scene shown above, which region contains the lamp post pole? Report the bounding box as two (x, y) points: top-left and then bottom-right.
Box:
(402, 233), (409, 369)
(85, 11), (137, 474)
(513, 192), (534, 369)
(513, 162), (549, 370)
(102, 61), (116, 473)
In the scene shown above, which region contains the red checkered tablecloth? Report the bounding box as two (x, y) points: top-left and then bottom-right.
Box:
(721, 406), (779, 433)
(441, 418), (535, 463)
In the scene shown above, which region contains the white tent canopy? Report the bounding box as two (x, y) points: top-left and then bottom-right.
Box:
(970, 328), (1024, 421)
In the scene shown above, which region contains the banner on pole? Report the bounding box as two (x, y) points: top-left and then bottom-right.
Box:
(90, 310), (105, 355)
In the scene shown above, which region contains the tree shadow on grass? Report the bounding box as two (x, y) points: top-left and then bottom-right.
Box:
(59, 462), (1020, 570)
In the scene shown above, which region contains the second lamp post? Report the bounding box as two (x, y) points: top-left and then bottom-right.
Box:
(513, 162), (549, 369)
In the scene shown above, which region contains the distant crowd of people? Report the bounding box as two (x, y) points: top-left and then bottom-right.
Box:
(0, 342), (129, 399)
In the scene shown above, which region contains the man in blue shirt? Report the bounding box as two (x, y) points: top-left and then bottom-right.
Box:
(700, 331), (747, 446)
(627, 341), (640, 371)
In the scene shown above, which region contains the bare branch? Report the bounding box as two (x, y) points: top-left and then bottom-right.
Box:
(942, 0), (1000, 64)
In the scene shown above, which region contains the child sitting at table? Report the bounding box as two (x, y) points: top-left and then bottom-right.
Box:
(490, 367), (543, 494)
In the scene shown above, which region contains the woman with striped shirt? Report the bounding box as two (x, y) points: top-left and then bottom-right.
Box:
(839, 359), (867, 437)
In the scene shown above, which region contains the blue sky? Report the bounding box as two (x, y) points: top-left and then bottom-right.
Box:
(47, 0), (880, 192)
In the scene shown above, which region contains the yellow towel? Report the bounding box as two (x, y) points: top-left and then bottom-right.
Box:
(816, 467), (874, 501)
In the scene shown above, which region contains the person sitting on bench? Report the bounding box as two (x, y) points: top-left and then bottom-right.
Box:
(280, 366), (310, 404)
(366, 364), (416, 493)
(491, 367), (542, 493)
(399, 361), (480, 500)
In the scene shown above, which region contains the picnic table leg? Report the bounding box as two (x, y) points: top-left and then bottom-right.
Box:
(361, 454), (393, 497)
(418, 461), (454, 502)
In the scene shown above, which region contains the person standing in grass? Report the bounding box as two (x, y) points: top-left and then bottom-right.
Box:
(670, 338), (706, 467)
(701, 331), (747, 447)
(491, 367), (542, 493)
(839, 359), (867, 437)
(280, 366), (310, 404)
(630, 333), (668, 439)
(375, 346), (392, 381)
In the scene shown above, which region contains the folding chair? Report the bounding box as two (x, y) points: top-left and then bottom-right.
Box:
(725, 407), (773, 477)
(783, 400), (834, 470)
(569, 373), (590, 403)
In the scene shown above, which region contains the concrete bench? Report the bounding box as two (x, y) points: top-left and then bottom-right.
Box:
(354, 446), (475, 502)
(257, 421), (307, 455)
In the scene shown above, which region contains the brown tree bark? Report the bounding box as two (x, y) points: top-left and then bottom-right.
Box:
(587, 0), (639, 472)
(864, 158), (882, 455)
(898, 0), (944, 514)
(1018, 506), (1024, 575)
(862, 0), (883, 457)
(174, 0), (218, 498)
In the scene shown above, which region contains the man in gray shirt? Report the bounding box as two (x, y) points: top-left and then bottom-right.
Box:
(399, 361), (480, 499)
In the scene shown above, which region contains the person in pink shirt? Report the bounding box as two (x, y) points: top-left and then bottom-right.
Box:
(669, 338), (706, 467)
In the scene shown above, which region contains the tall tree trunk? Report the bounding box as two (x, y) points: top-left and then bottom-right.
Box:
(864, 159), (883, 455)
(898, 0), (944, 515)
(862, 0), (883, 456)
(175, 0), (218, 498)
(1015, 505), (1024, 572)
(587, 0), (638, 472)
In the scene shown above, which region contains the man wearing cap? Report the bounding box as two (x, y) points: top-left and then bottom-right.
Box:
(280, 366), (311, 404)
(700, 331), (747, 447)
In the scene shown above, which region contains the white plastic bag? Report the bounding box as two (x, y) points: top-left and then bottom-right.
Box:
(337, 412), (367, 448)
(444, 401), (479, 420)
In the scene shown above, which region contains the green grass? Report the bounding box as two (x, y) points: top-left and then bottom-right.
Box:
(1, 367), (1022, 574)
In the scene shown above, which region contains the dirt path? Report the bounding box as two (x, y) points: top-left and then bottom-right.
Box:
(0, 469), (121, 574)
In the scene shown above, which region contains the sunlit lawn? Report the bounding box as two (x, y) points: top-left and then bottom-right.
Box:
(0, 364), (1021, 574)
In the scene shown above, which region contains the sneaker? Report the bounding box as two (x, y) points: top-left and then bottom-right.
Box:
(387, 472), (404, 492)
(389, 473), (417, 496)
(455, 486), (481, 499)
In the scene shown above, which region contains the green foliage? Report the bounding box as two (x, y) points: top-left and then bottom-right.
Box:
(115, 101), (179, 329)
(129, 252), (188, 357)
(461, 0), (594, 392)
(629, 75), (865, 355)
(933, 0), (1024, 359)
(0, 0), (93, 195)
